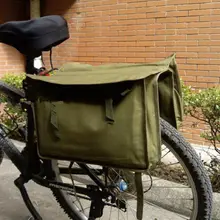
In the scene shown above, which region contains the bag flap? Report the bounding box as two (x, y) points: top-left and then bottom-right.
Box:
(26, 54), (177, 85)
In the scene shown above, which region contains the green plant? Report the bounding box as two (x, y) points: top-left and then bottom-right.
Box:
(182, 82), (220, 149)
(203, 157), (220, 193)
(0, 73), (26, 139)
(2, 73), (25, 89)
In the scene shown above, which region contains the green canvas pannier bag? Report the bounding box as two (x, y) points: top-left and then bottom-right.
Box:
(25, 54), (183, 170)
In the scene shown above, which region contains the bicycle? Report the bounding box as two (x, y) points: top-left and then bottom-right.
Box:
(0, 15), (213, 220)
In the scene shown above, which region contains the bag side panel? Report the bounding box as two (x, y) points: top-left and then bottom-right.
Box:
(144, 75), (161, 167)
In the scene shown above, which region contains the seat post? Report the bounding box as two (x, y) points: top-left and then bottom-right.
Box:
(25, 55), (45, 75)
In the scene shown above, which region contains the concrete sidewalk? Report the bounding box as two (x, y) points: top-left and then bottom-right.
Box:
(0, 158), (190, 220)
(0, 159), (69, 220)
(1, 140), (218, 220)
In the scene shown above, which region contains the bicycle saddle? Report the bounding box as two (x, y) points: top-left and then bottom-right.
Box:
(0, 15), (69, 57)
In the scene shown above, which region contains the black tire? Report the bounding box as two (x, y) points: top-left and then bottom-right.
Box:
(0, 81), (25, 170)
(0, 147), (4, 165)
(160, 118), (212, 220)
(0, 81), (25, 103)
(49, 118), (213, 220)
(0, 133), (24, 172)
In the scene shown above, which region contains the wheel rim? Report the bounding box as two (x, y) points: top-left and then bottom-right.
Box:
(52, 141), (199, 220)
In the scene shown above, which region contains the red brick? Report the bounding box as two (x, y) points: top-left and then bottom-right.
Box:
(189, 9), (211, 16)
(159, 5), (177, 12)
(188, 22), (211, 28)
(147, 23), (166, 29)
(178, 64), (197, 70)
(199, 53), (220, 58)
(118, 52), (135, 58)
(187, 47), (210, 52)
(198, 65), (219, 71)
(126, 47), (145, 52)
(155, 52), (173, 58)
(209, 71), (220, 76)
(178, 41), (198, 46)
(135, 52), (158, 57)
(129, 2), (147, 8)
(110, 47), (127, 52)
(187, 70), (209, 76)
(118, 9), (136, 14)
(201, 2), (220, 9)
(187, 59), (209, 64)
(157, 17), (177, 23)
(211, 22), (220, 28)
(136, 18), (156, 24)
(166, 47), (187, 52)
(102, 0), (118, 5)
(211, 46), (220, 52)
(210, 59), (220, 66)
(147, 1), (165, 7)
(200, 15), (220, 21)
(94, 57), (110, 62)
(126, 57), (145, 63)
(213, 9), (220, 15)
(118, 42), (136, 47)
(146, 12), (166, 18)
(145, 35), (166, 41)
(155, 41), (176, 46)
(178, 16), (199, 22)
(167, 0), (188, 5)
(166, 35), (187, 40)
(200, 28), (220, 34)
(181, 76), (197, 81)
(207, 82), (220, 87)
(177, 4), (200, 11)
(166, 23), (187, 29)
(188, 35), (210, 40)
(177, 29), (199, 35)
(127, 13), (147, 19)
(118, 19), (137, 25)
(197, 76), (219, 82)
(155, 29), (176, 35)
(189, 0), (211, 3)
(109, 57), (126, 62)
(177, 52), (198, 58)
(211, 35), (220, 40)
(119, 30), (136, 36)
(167, 11), (189, 17)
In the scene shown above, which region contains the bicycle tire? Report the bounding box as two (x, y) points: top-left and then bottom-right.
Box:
(0, 147), (3, 165)
(0, 81), (25, 102)
(49, 118), (213, 220)
(0, 82), (25, 170)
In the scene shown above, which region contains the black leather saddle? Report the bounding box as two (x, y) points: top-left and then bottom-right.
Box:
(0, 15), (69, 57)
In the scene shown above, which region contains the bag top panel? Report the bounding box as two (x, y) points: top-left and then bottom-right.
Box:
(26, 54), (177, 85)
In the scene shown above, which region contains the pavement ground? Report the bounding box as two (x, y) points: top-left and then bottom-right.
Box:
(0, 158), (190, 220)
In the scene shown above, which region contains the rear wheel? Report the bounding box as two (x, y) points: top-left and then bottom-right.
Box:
(48, 119), (213, 220)
(0, 147), (3, 165)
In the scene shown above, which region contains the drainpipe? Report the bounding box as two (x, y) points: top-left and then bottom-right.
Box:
(30, 0), (40, 18)
(28, 0), (44, 71)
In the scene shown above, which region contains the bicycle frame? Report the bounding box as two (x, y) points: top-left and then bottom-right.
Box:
(0, 54), (125, 219)
(0, 81), (115, 220)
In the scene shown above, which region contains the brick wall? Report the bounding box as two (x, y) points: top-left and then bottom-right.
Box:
(0, 0), (28, 75)
(41, 0), (220, 145)
(42, 0), (220, 88)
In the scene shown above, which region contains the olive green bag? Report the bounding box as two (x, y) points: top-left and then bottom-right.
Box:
(25, 54), (183, 170)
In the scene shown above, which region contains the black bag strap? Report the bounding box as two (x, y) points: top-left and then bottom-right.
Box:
(135, 172), (143, 220)
(105, 98), (115, 124)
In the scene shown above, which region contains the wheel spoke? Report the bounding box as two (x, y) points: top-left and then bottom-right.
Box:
(48, 119), (212, 219)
